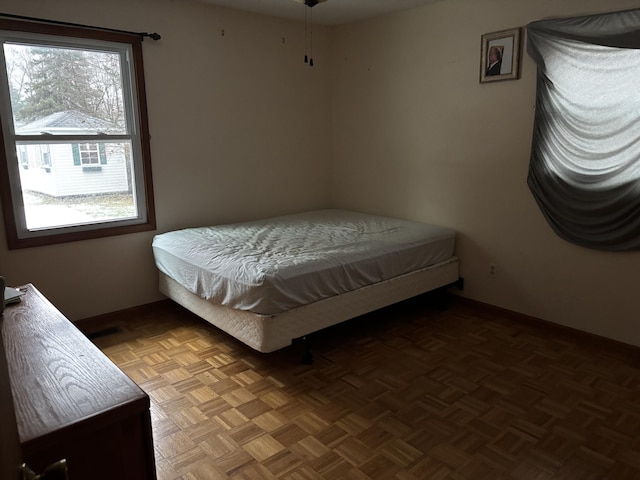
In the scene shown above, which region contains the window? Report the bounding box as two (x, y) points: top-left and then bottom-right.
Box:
(41, 144), (51, 169)
(79, 143), (99, 165)
(0, 19), (155, 248)
(73, 143), (106, 166)
(527, 8), (640, 251)
(17, 145), (27, 168)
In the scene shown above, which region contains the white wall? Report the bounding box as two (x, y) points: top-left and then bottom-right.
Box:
(0, 0), (332, 319)
(330, 0), (640, 346)
(2, 0), (640, 348)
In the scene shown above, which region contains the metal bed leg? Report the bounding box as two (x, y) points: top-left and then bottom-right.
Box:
(436, 277), (465, 311)
(301, 336), (313, 365)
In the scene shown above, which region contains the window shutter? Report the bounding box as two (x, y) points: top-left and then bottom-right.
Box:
(72, 143), (80, 165)
(99, 143), (107, 165)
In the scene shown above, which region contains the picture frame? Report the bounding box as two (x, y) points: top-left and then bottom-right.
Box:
(480, 27), (521, 83)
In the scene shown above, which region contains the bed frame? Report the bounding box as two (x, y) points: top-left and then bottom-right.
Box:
(159, 256), (460, 358)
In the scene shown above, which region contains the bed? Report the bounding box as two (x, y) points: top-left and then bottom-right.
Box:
(152, 209), (460, 355)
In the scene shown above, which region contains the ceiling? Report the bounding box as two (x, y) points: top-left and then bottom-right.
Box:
(191, 0), (442, 26)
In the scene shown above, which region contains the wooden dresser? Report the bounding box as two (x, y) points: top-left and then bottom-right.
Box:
(1, 284), (156, 480)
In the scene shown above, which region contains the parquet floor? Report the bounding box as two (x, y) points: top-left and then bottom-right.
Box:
(90, 295), (640, 480)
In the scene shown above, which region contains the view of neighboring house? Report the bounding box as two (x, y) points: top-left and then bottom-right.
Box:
(16, 110), (130, 197)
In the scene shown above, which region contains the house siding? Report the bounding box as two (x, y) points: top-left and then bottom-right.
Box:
(19, 143), (129, 197)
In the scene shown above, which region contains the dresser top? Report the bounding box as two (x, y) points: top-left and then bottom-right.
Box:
(1, 284), (148, 450)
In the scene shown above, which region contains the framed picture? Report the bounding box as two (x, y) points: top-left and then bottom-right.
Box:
(480, 27), (521, 83)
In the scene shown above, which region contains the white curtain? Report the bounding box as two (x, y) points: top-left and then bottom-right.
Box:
(527, 9), (640, 250)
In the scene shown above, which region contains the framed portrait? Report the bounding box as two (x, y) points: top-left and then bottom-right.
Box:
(480, 27), (521, 83)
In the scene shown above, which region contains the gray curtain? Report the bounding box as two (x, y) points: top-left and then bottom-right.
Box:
(527, 9), (640, 250)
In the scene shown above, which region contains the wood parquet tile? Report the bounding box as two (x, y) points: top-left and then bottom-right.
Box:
(90, 295), (640, 480)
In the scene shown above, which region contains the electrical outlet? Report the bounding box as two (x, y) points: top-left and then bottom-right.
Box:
(488, 262), (497, 278)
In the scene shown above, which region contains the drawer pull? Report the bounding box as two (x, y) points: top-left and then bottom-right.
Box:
(20, 459), (68, 480)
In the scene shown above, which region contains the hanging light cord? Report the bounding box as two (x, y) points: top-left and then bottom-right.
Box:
(304, 6), (308, 64)
(309, 7), (313, 66)
(303, 3), (314, 67)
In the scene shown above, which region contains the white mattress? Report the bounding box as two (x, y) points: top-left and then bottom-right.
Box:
(152, 209), (455, 315)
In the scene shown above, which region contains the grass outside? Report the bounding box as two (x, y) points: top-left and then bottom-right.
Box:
(24, 191), (136, 221)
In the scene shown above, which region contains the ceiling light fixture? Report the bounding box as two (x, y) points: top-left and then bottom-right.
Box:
(294, 0), (327, 66)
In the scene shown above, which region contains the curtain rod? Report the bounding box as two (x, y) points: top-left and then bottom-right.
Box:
(0, 12), (161, 40)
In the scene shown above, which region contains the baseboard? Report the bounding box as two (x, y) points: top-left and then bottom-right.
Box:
(77, 293), (640, 358)
(74, 299), (173, 335)
(450, 293), (640, 357)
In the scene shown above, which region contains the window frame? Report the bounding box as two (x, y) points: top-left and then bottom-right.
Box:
(0, 18), (155, 249)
